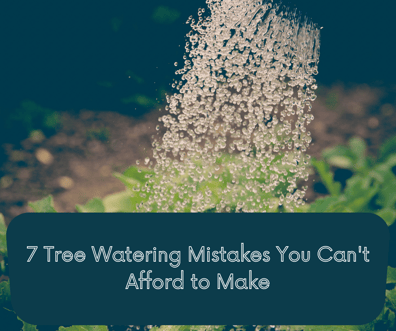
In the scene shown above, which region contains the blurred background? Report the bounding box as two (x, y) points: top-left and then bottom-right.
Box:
(0, 0), (395, 221)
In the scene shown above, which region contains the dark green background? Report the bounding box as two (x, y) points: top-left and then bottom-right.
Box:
(1, 0), (394, 141)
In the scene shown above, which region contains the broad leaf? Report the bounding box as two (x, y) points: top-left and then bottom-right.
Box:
(387, 287), (396, 311)
(376, 174), (396, 209)
(376, 209), (396, 226)
(123, 166), (155, 183)
(76, 198), (105, 213)
(379, 136), (396, 162)
(348, 137), (367, 170)
(344, 176), (379, 212)
(311, 158), (341, 197)
(16, 317), (39, 331)
(0, 280), (11, 310)
(322, 145), (353, 162)
(113, 172), (141, 190)
(28, 195), (57, 213)
(102, 190), (135, 212)
(387, 267), (396, 284)
(388, 309), (395, 329)
(308, 196), (340, 213)
(326, 156), (353, 169)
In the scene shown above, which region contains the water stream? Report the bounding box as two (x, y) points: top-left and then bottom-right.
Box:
(138, 0), (320, 213)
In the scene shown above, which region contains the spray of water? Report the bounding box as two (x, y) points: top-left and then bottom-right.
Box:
(138, 0), (320, 213)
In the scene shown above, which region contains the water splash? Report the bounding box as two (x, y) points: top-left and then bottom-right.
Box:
(138, 0), (320, 213)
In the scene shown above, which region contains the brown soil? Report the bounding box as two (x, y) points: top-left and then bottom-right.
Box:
(0, 82), (395, 226)
(0, 110), (160, 226)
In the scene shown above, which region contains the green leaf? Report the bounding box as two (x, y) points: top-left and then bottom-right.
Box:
(152, 6), (181, 24)
(379, 136), (396, 162)
(344, 175), (379, 212)
(123, 166), (155, 184)
(58, 326), (108, 331)
(327, 155), (353, 169)
(308, 196), (340, 212)
(294, 204), (310, 213)
(387, 287), (396, 311)
(370, 163), (390, 183)
(387, 267), (396, 284)
(389, 310), (396, 329)
(0, 214), (6, 253)
(121, 94), (157, 108)
(130, 193), (151, 212)
(0, 280), (12, 310)
(113, 172), (140, 190)
(76, 198), (105, 213)
(322, 142), (355, 169)
(349, 137), (367, 170)
(102, 190), (135, 212)
(376, 173), (396, 209)
(8, 100), (61, 133)
(376, 208), (396, 226)
(28, 195), (57, 213)
(311, 158), (341, 197)
(22, 323), (38, 331)
(16, 317), (39, 331)
(44, 111), (62, 130)
(112, 167), (155, 211)
(322, 145), (353, 160)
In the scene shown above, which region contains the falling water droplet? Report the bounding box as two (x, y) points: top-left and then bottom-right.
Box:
(136, 0), (321, 213)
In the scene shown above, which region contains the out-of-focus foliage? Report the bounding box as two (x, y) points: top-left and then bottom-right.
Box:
(1, 136), (396, 330)
(152, 6), (181, 24)
(3, 101), (62, 142)
(121, 94), (158, 108)
(309, 136), (396, 227)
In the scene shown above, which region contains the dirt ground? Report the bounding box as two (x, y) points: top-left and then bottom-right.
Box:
(1, 82), (396, 226)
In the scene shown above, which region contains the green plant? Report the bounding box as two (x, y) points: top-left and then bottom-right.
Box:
(309, 136), (396, 227)
(6, 101), (62, 138)
(74, 152), (299, 213)
(1, 136), (396, 330)
(151, 6), (181, 24)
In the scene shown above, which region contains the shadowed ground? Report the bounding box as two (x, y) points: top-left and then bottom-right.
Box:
(0, 83), (395, 225)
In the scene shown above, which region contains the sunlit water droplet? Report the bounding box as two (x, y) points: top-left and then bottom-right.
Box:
(138, 0), (320, 213)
